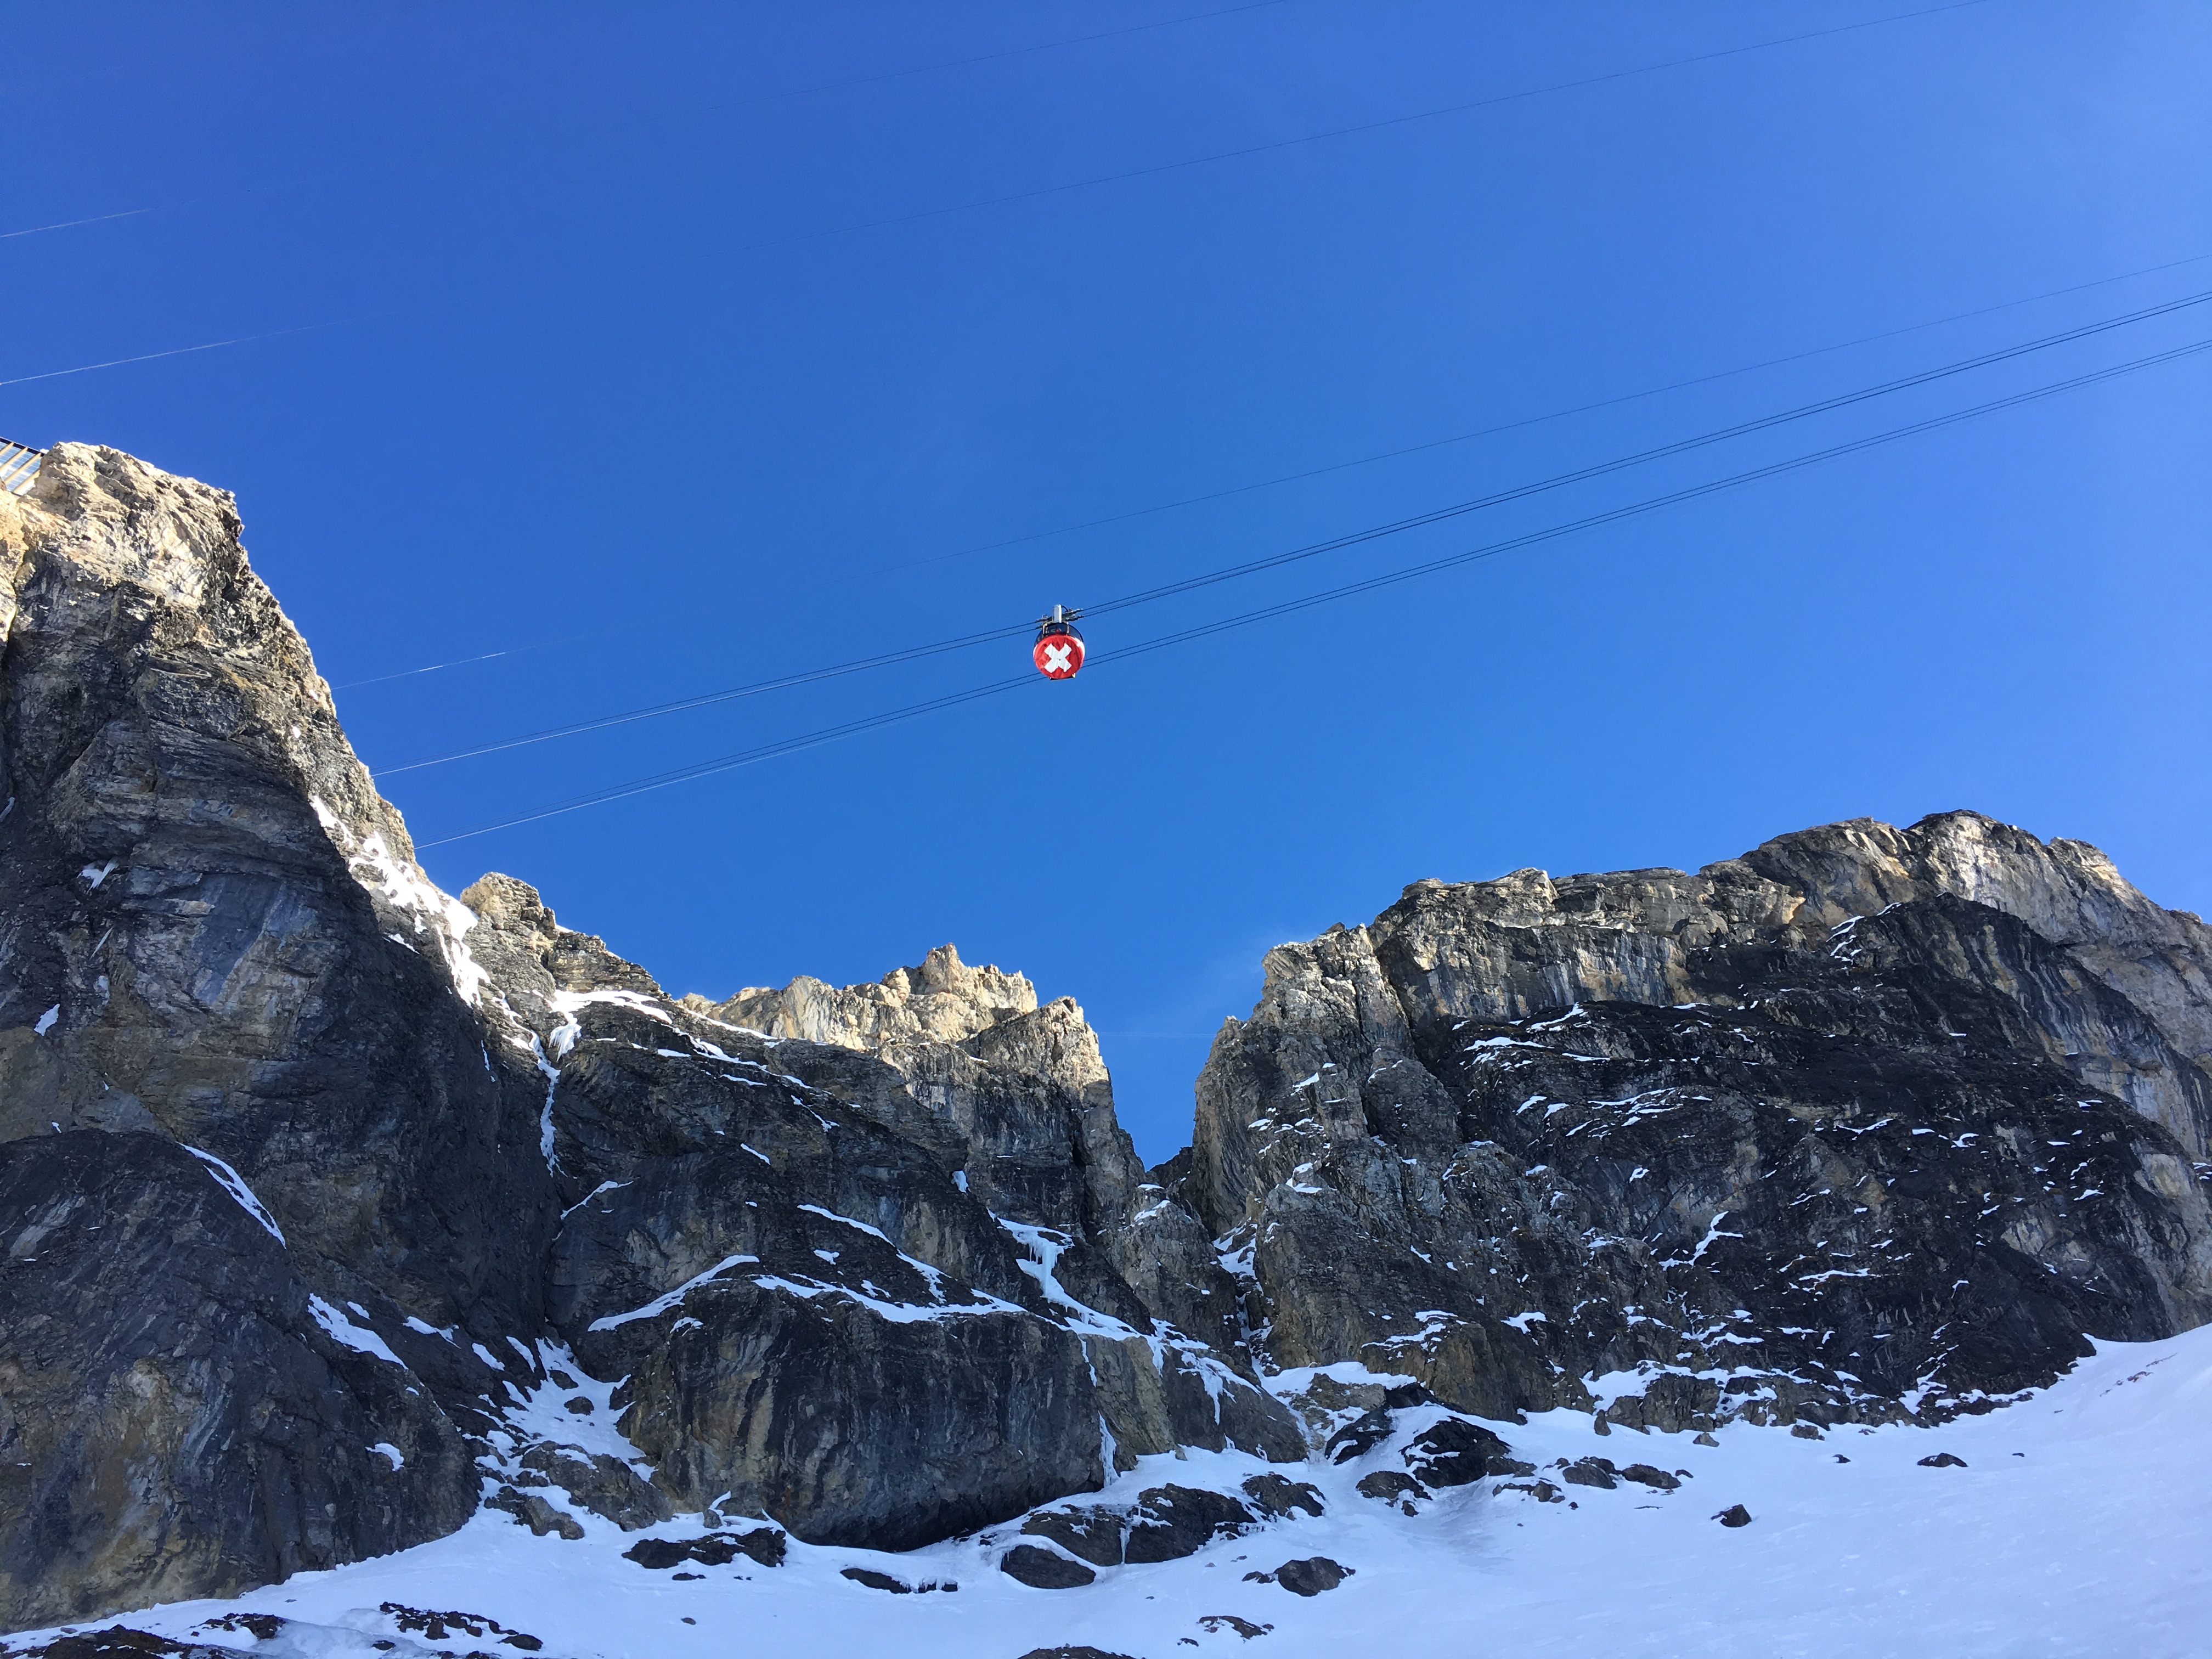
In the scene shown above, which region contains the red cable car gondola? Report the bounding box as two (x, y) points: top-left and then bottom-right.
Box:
(1034, 604), (1085, 679)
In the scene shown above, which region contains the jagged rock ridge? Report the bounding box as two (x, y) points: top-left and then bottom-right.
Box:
(1, 443), (2208, 1632)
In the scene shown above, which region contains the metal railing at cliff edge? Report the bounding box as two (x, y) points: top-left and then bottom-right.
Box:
(0, 437), (43, 496)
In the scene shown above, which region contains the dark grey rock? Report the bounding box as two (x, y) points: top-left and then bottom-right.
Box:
(0, 448), (544, 1624)
(0, 1132), (476, 1626)
(485, 1487), (583, 1541)
(1617, 1463), (1683, 1491)
(1197, 1615), (1273, 1638)
(620, 1527), (785, 1569)
(1120, 1484), (1255, 1563)
(1022, 1505), (1128, 1566)
(1324, 1407), (1395, 1463)
(702, 948), (1304, 1467)
(1273, 1556), (1353, 1596)
(1355, 1470), (1428, 1509)
(517, 1442), (672, 1530)
(1560, 1457), (1619, 1489)
(1401, 1418), (1511, 1486)
(2, 1629), (261, 1658)
(839, 1567), (911, 1592)
(374, 1603), (544, 1649)
(580, 1266), (1104, 1550)
(1000, 1544), (1096, 1588)
(1919, 1453), (1968, 1468)
(1239, 1472), (1325, 1518)
(1714, 1504), (1754, 1526)
(1502, 1479), (1565, 1503)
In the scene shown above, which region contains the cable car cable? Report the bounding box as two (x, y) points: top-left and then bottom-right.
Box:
(1094, 335), (2212, 667)
(377, 286), (2210, 778)
(875, 248), (2212, 578)
(373, 618), (1036, 776)
(413, 331), (2212, 848)
(0, 318), (363, 390)
(337, 245), (2212, 692)
(1068, 286), (2212, 624)
(0, 207), (151, 241)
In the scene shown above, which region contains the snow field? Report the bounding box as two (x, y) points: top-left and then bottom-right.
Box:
(8, 1328), (2209, 1659)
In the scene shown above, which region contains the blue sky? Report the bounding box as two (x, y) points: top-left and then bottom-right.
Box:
(5, 2), (2207, 1161)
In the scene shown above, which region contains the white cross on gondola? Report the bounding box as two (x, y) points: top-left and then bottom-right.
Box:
(1032, 603), (1086, 679)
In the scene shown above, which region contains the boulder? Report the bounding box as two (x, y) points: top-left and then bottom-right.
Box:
(1560, 1457), (1620, 1489)
(1273, 1556), (1355, 1596)
(839, 1567), (911, 1593)
(1240, 1472), (1326, 1518)
(1121, 1484), (1256, 1562)
(1356, 1471), (1429, 1509)
(1000, 1545), (1097, 1589)
(1022, 1505), (1128, 1566)
(486, 1487), (583, 1541)
(1324, 1408), (1395, 1464)
(1401, 1418), (1512, 1486)
(620, 1528), (785, 1569)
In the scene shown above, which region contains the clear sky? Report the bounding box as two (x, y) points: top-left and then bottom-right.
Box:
(5, 2), (2207, 1163)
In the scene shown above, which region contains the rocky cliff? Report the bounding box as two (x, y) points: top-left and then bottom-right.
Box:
(2, 443), (2208, 1633)
(1176, 820), (2212, 1432)
(0, 445), (1296, 1629)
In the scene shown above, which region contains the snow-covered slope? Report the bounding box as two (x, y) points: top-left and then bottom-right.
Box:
(10, 1327), (2208, 1659)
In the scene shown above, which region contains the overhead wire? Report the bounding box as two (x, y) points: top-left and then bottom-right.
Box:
(1071, 287), (2212, 623)
(340, 246), (2212, 691)
(376, 285), (2211, 778)
(875, 247), (2212, 576)
(414, 331), (2212, 847)
(0, 207), (150, 241)
(1094, 337), (2212, 665)
(0, 318), (359, 389)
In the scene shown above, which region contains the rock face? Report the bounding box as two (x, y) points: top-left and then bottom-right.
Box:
(3, 442), (2210, 1630)
(0, 448), (541, 1626)
(0, 448), (1296, 1626)
(0, 1133), (476, 1626)
(1174, 822), (2212, 1431)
